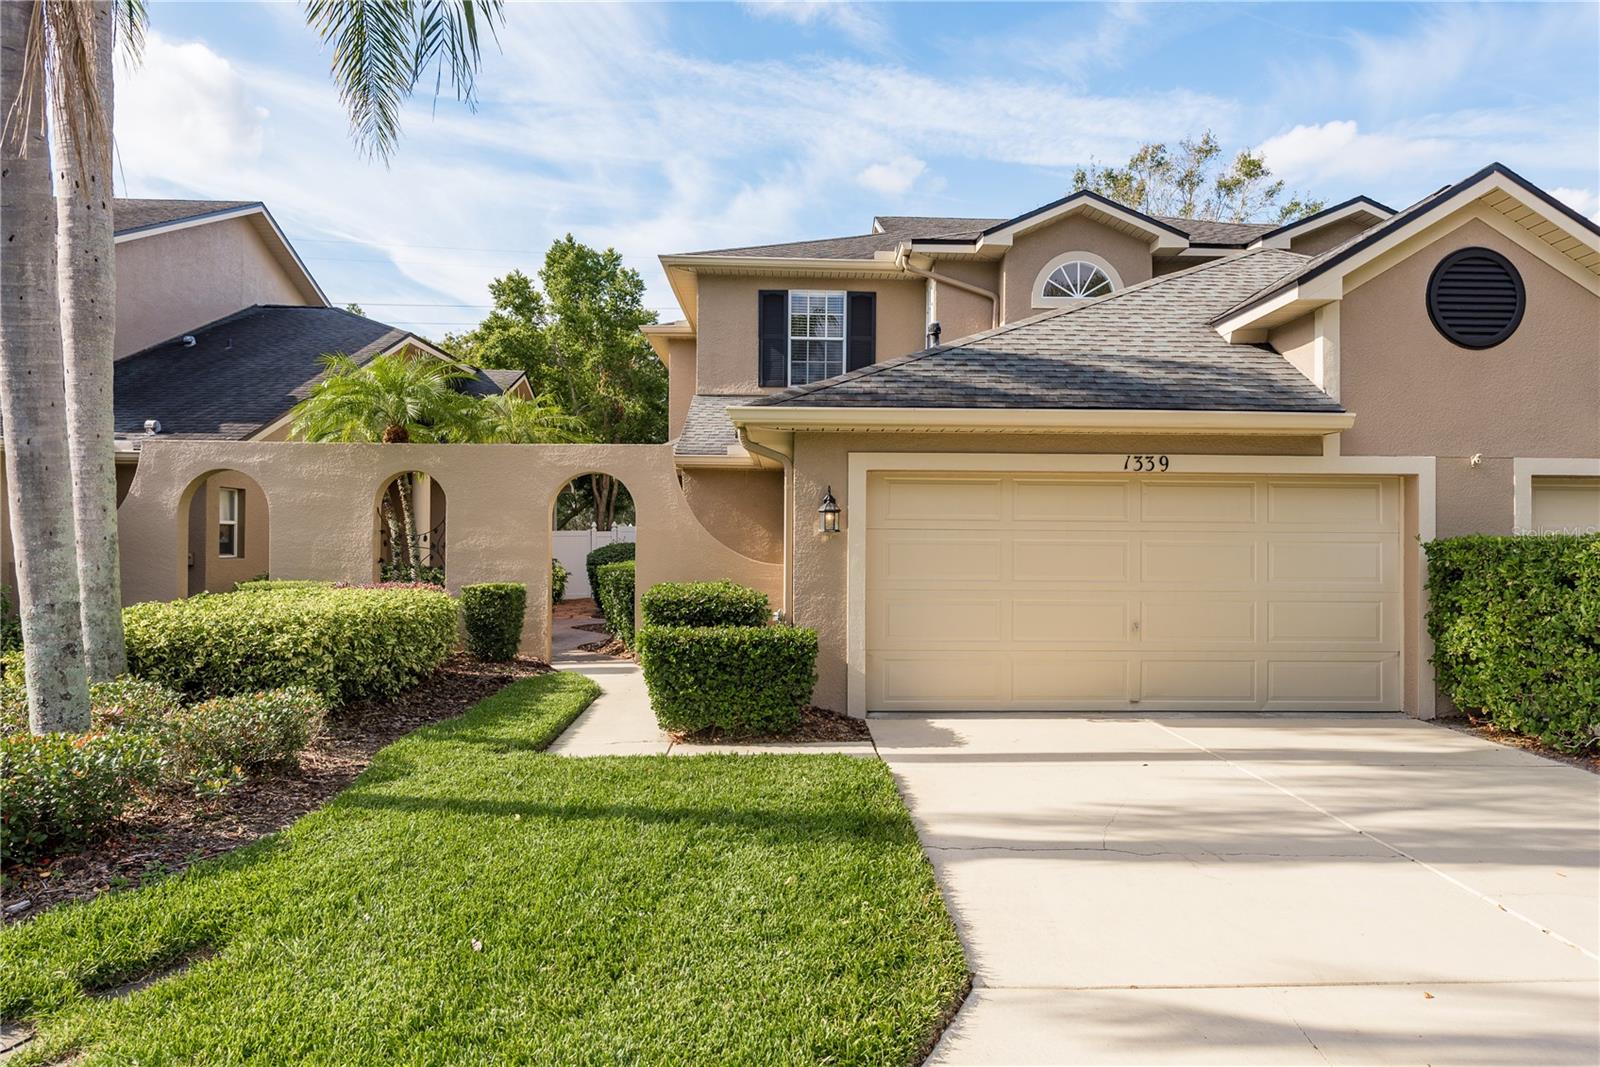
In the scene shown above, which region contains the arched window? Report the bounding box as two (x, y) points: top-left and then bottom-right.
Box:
(1032, 252), (1123, 308)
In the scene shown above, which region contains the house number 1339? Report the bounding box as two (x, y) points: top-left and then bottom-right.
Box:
(1124, 454), (1169, 472)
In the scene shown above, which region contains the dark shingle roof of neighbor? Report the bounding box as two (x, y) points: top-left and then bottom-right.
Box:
(749, 248), (1343, 414)
(675, 393), (767, 456)
(113, 198), (260, 235)
(687, 209), (1284, 260)
(113, 306), (409, 440)
(109, 306), (523, 442)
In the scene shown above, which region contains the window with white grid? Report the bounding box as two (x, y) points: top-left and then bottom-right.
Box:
(788, 291), (846, 385)
(218, 487), (242, 558)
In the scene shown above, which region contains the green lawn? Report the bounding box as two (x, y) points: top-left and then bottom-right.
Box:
(1, 673), (967, 1065)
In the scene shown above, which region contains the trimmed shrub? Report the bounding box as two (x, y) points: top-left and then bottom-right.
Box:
(637, 624), (817, 735)
(233, 578), (333, 592)
(1, 731), (161, 865)
(461, 583), (528, 662)
(0, 588), (20, 652)
(156, 687), (327, 794)
(585, 541), (635, 618)
(641, 581), (769, 629)
(595, 561), (637, 648)
(1426, 534), (1600, 753)
(124, 585), (457, 706)
(1, 675), (184, 737)
(551, 559), (569, 604)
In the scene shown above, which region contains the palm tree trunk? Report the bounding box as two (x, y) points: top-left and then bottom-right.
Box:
(395, 474), (421, 582)
(52, 1), (124, 681)
(0, 0), (92, 732)
(381, 496), (404, 573)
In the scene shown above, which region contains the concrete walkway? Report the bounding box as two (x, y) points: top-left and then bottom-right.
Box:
(546, 615), (873, 757)
(870, 713), (1600, 1066)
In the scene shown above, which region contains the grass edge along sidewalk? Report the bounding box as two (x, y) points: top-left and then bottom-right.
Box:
(2, 672), (967, 1065)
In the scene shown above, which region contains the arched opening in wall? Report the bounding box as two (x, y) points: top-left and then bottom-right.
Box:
(549, 472), (637, 652)
(374, 471), (447, 586)
(180, 469), (269, 596)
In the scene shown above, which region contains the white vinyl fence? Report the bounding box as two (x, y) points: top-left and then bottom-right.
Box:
(552, 525), (637, 599)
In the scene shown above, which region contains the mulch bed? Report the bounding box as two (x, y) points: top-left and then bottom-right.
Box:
(1, 654), (552, 923)
(673, 706), (873, 746)
(1438, 715), (1599, 774)
(553, 598), (599, 620)
(576, 636), (633, 659)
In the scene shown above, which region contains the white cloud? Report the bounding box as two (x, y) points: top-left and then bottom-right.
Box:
(856, 156), (925, 197)
(1260, 120), (1448, 184)
(1551, 187), (1600, 224)
(114, 35), (269, 176)
(740, 2), (888, 49)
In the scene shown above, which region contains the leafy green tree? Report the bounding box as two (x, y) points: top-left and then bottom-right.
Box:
(446, 236), (667, 529)
(1073, 130), (1324, 223)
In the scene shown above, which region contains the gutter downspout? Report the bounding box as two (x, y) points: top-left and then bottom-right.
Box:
(894, 243), (999, 329)
(736, 427), (795, 620)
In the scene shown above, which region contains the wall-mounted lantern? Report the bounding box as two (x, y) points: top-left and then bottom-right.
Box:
(818, 486), (842, 536)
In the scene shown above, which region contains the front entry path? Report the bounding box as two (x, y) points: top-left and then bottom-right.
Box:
(870, 713), (1600, 1066)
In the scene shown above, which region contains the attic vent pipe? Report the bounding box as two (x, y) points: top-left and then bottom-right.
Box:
(144, 419), (162, 435)
(181, 335), (197, 347)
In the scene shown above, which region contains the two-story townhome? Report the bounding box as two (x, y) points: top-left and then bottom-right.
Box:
(1, 199), (528, 597)
(644, 163), (1600, 718)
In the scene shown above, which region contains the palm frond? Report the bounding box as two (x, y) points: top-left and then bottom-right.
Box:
(303, 0), (504, 161)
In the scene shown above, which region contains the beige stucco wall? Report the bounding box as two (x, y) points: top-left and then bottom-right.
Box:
(681, 468), (784, 563)
(693, 273), (925, 393)
(1268, 312), (1318, 383)
(1340, 216), (1600, 537)
(998, 216), (1153, 323)
(185, 470), (270, 594)
(929, 259), (999, 344)
(666, 338), (698, 439)
(117, 442), (781, 659)
(115, 218), (315, 358)
(788, 432), (1325, 711)
(1290, 216), (1374, 257)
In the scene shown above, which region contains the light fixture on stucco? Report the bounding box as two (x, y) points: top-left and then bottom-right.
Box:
(818, 486), (841, 536)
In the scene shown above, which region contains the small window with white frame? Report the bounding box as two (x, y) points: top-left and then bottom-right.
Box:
(788, 290), (846, 385)
(218, 487), (242, 558)
(1033, 252), (1122, 308)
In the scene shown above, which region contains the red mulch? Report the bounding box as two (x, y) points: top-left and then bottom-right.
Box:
(1439, 715), (1600, 774)
(553, 598), (599, 620)
(1, 654), (551, 924)
(672, 706), (872, 746)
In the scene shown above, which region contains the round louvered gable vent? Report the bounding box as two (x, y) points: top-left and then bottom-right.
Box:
(1426, 247), (1525, 349)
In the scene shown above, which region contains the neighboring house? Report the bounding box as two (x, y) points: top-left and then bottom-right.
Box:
(643, 162), (1599, 717)
(0, 199), (529, 596)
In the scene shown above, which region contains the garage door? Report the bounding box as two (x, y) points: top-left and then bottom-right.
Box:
(1531, 477), (1600, 534)
(866, 472), (1403, 712)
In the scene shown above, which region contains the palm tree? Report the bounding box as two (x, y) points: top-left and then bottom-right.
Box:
(3, 0), (504, 731)
(0, 0), (93, 731)
(473, 392), (585, 444)
(289, 352), (481, 580)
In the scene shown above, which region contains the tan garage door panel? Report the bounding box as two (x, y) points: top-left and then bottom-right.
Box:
(866, 472), (1403, 712)
(1531, 477), (1600, 534)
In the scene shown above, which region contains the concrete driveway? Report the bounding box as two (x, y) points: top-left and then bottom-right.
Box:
(870, 714), (1600, 1066)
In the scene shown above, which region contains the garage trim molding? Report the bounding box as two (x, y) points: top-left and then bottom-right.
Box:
(845, 451), (1438, 719)
(1513, 457), (1600, 533)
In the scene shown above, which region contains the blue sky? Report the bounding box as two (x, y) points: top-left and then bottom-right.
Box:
(114, 1), (1600, 334)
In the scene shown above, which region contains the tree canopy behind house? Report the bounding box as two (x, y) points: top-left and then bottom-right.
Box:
(1072, 131), (1324, 224)
(445, 236), (666, 529)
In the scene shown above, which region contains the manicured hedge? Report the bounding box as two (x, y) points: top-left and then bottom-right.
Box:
(1426, 534), (1600, 753)
(156, 688), (327, 794)
(124, 585), (457, 706)
(641, 581), (769, 629)
(596, 561), (637, 648)
(585, 541), (635, 618)
(551, 559), (569, 604)
(233, 579), (333, 592)
(1, 730), (161, 864)
(461, 583), (528, 662)
(636, 624), (817, 736)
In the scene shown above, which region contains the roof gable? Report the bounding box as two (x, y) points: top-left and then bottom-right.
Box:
(113, 199), (329, 307)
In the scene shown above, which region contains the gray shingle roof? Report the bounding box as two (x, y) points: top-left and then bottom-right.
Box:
(114, 198), (259, 235)
(462, 367), (527, 397)
(1155, 216), (1276, 245)
(681, 232), (903, 260)
(676, 394), (767, 456)
(113, 306), (408, 440)
(750, 249), (1340, 414)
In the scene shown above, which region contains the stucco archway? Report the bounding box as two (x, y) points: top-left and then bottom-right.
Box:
(178, 469), (269, 595)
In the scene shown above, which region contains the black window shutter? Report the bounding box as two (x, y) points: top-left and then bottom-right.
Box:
(846, 291), (875, 372)
(757, 290), (788, 387)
